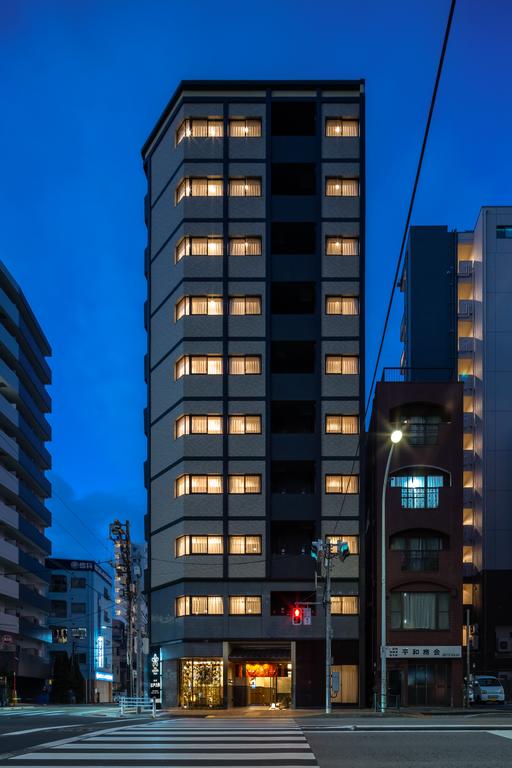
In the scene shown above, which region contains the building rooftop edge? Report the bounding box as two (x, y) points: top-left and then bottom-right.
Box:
(141, 78), (365, 159)
(0, 260), (52, 357)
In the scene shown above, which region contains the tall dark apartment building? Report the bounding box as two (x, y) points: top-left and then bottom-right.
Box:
(0, 261), (52, 702)
(401, 209), (512, 692)
(142, 80), (365, 708)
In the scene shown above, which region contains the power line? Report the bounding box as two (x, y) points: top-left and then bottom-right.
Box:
(332, 0), (457, 537)
(50, 487), (112, 556)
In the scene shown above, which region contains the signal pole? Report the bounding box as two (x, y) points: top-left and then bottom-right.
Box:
(324, 543), (333, 715)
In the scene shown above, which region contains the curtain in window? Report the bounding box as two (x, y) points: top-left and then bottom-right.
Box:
(175, 475), (188, 497)
(207, 416), (222, 434)
(342, 298), (359, 315)
(175, 596), (189, 616)
(230, 239), (246, 256)
(229, 297), (246, 315)
(245, 297), (261, 314)
(207, 357), (222, 375)
(326, 475), (359, 494)
(229, 179), (247, 197)
(342, 356), (359, 374)
(229, 237), (262, 256)
(191, 475), (207, 494)
(189, 178), (207, 197)
(208, 536), (223, 554)
(191, 356), (207, 374)
(326, 416), (343, 433)
(325, 178), (342, 196)
(175, 298), (187, 320)
(342, 179), (359, 196)
(176, 179), (188, 203)
(245, 356), (261, 374)
(208, 596), (223, 615)
(175, 356), (189, 380)
(229, 416), (246, 434)
(246, 237), (262, 255)
(229, 119), (262, 137)
(244, 475), (261, 494)
(229, 475), (245, 494)
(245, 178), (261, 196)
(207, 297), (223, 315)
(207, 476), (223, 494)
(403, 593), (436, 629)
(229, 536), (245, 554)
(245, 596), (261, 614)
(326, 297), (343, 315)
(343, 120), (359, 136)
(229, 357), (245, 375)
(325, 119), (343, 136)
(207, 238), (223, 256)
(191, 297), (208, 315)
(190, 238), (208, 256)
(326, 237), (342, 255)
(191, 596), (208, 615)
(191, 415), (208, 433)
(325, 356), (342, 374)
(245, 536), (261, 554)
(176, 121), (188, 145)
(207, 179), (223, 196)
(175, 536), (188, 557)
(343, 238), (358, 255)
(175, 416), (188, 438)
(343, 416), (359, 434)
(229, 596), (245, 614)
(342, 596), (359, 614)
(175, 238), (189, 261)
(245, 416), (261, 434)
(207, 120), (223, 137)
(191, 536), (208, 554)
(192, 119), (208, 138)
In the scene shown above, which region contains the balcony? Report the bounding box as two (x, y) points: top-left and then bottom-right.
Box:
(463, 487), (474, 506)
(463, 412), (476, 431)
(19, 584), (50, 613)
(0, 574), (19, 600)
(271, 554), (315, 579)
(458, 260), (474, 278)
(463, 450), (474, 469)
(400, 551), (439, 572)
(18, 517), (51, 554)
(19, 617), (51, 643)
(0, 611), (19, 634)
(458, 337), (476, 355)
(19, 551), (50, 582)
(458, 300), (474, 318)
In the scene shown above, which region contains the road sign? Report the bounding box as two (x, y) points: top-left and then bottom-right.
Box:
(303, 608), (312, 626)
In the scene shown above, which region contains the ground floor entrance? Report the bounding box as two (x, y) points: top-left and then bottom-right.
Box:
(230, 662), (292, 708)
(388, 660), (462, 707)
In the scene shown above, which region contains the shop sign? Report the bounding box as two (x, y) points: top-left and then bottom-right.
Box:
(246, 663), (277, 678)
(383, 645), (462, 659)
(149, 649), (161, 701)
(95, 671), (113, 681)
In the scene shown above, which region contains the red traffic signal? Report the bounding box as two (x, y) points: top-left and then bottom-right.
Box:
(292, 606), (303, 625)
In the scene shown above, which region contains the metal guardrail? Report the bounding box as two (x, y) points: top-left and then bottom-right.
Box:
(119, 696), (156, 717)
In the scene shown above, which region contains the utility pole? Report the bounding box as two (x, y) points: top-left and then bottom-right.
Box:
(134, 549), (143, 699)
(324, 543), (333, 715)
(466, 607), (471, 705)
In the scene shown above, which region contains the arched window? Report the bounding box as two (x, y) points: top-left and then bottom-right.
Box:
(390, 467), (450, 509)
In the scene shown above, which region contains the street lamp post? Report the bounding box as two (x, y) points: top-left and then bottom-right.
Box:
(380, 429), (403, 713)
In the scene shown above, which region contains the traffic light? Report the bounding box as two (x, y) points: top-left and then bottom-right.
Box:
(292, 606), (303, 625)
(338, 541), (350, 561)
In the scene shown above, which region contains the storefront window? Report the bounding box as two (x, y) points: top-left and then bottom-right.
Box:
(230, 661), (291, 708)
(180, 658), (223, 709)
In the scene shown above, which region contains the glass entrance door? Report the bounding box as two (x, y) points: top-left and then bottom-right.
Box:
(407, 663), (450, 706)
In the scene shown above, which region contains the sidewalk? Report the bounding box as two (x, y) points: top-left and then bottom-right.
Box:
(158, 705), (512, 718)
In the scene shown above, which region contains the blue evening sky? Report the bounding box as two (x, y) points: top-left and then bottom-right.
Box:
(0, 0), (510, 561)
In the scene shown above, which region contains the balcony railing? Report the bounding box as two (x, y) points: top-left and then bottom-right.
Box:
(458, 260), (474, 278)
(382, 367), (453, 383)
(400, 551), (440, 572)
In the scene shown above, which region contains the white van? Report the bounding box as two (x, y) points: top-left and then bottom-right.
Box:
(469, 676), (505, 704)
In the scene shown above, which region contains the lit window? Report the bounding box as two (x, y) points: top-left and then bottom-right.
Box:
(175, 355), (223, 379)
(229, 237), (262, 256)
(331, 596), (359, 615)
(325, 118), (359, 137)
(325, 475), (359, 494)
(229, 119), (262, 138)
(229, 596), (262, 615)
(326, 236), (359, 256)
(174, 415), (223, 438)
(229, 296), (262, 315)
(175, 296), (223, 320)
(228, 535), (262, 555)
(175, 236), (223, 262)
(463, 545), (473, 564)
(176, 118), (224, 145)
(325, 296), (359, 315)
(391, 592), (449, 630)
(175, 474), (223, 497)
(175, 535), (223, 557)
(497, 225), (512, 239)
(463, 508), (474, 526)
(228, 415), (262, 434)
(176, 177), (223, 204)
(228, 355), (261, 375)
(389, 471), (448, 509)
(325, 355), (359, 374)
(325, 178), (359, 197)
(228, 475), (261, 494)
(228, 178), (262, 197)
(463, 584), (473, 604)
(175, 596), (224, 616)
(327, 535), (360, 555)
(325, 415), (359, 434)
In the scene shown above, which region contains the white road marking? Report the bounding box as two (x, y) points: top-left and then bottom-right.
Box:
(489, 730), (512, 740)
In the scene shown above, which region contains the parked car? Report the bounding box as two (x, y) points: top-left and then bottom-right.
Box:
(469, 676), (505, 704)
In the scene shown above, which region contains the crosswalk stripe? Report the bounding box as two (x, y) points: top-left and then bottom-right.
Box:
(11, 753), (317, 761)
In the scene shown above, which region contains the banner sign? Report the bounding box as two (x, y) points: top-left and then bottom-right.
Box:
(383, 645), (461, 659)
(149, 648), (162, 702)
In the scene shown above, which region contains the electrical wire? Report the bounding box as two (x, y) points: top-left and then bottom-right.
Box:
(331, 0), (457, 538)
(50, 487), (112, 556)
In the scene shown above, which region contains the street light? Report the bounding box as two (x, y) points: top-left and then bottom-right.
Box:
(380, 428), (403, 713)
